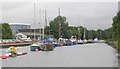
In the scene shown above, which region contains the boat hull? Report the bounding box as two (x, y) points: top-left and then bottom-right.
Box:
(30, 46), (41, 51)
(41, 44), (54, 51)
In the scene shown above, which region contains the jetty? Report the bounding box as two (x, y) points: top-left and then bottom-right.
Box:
(1, 42), (32, 48)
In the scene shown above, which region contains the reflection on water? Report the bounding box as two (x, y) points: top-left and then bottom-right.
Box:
(1, 43), (118, 67)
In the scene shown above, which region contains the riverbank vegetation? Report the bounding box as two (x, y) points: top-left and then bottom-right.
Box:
(101, 11), (120, 52)
(48, 16), (112, 40)
(46, 15), (119, 52)
(112, 11), (120, 52)
(0, 23), (13, 39)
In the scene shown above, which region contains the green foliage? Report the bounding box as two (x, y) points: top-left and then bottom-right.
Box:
(68, 26), (78, 38)
(44, 26), (50, 37)
(65, 26), (85, 39)
(117, 38), (120, 52)
(49, 16), (69, 39)
(0, 23), (13, 39)
(112, 11), (120, 52)
(112, 11), (120, 40)
(86, 28), (112, 40)
(49, 16), (113, 40)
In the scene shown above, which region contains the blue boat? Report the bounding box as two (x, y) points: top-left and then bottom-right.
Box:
(65, 40), (73, 46)
(30, 44), (41, 51)
(72, 41), (78, 45)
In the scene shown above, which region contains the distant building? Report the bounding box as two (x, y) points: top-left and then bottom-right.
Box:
(9, 23), (31, 36)
(18, 28), (52, 40)
(18, 29), (42, 40)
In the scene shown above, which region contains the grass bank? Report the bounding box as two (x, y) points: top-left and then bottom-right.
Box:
(105, 40), (120, 53)
(105, 40), (116, 48)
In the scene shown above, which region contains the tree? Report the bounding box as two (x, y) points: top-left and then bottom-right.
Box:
(76, 26), (84, 39)
(1, 23), (13, 39)
(49, 16), (69, 39)
(112, 11), (120, 52)
(68, 26), (77, 38)
(67, 26), (84, 39)
(112, 12), (120, 40)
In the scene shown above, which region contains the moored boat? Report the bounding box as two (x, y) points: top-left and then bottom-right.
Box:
(30, 43), (41, 51)
(83, 39), (87, 44)
(41, 43), (54, 51)
(78, 39), (84, 44)
(93, 38), (99, 43)
(87, 39), (94, 43)
(1, 52), (27, 59)
(70, 36), (78, 45)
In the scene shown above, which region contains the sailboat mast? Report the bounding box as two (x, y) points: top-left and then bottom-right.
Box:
(58, 8), (61, 38)
(39, 9), (41, 41)
(48, 17), (50, 37)
(34, 3), (36, 40)
(45, 10), (47, 36)
(42, 10), (44, 39)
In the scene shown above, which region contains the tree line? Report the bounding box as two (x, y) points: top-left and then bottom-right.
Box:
(47, 12), (119, 52)
(47, 16), (112, 40)
(0, 17), (113, 41)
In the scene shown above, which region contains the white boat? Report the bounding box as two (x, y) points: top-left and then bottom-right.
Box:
(78, 39), (84, 44)
(83, 39), (87, 43)
(87, 39), (94, 43)
(2, 52), (27, 59)
(93, 38), (99, 43)
(70, 36), (77, 42)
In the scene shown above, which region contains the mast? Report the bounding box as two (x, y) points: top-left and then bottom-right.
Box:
(45, 10), (47, 36)
(42, 10), (44, 39)
(58, 8), (61, 38)
(42, 27), (44, 39)
(34, 3), (36, 40)
(48, 17), (50, 37)
(39, 9), (41, 41)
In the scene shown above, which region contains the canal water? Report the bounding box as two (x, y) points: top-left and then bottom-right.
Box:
(1, 43), (118, 67)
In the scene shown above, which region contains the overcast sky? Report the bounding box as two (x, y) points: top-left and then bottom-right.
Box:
(1, 2), (118, 30)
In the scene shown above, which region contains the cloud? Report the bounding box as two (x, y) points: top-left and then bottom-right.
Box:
(2, 2), (118, 30)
